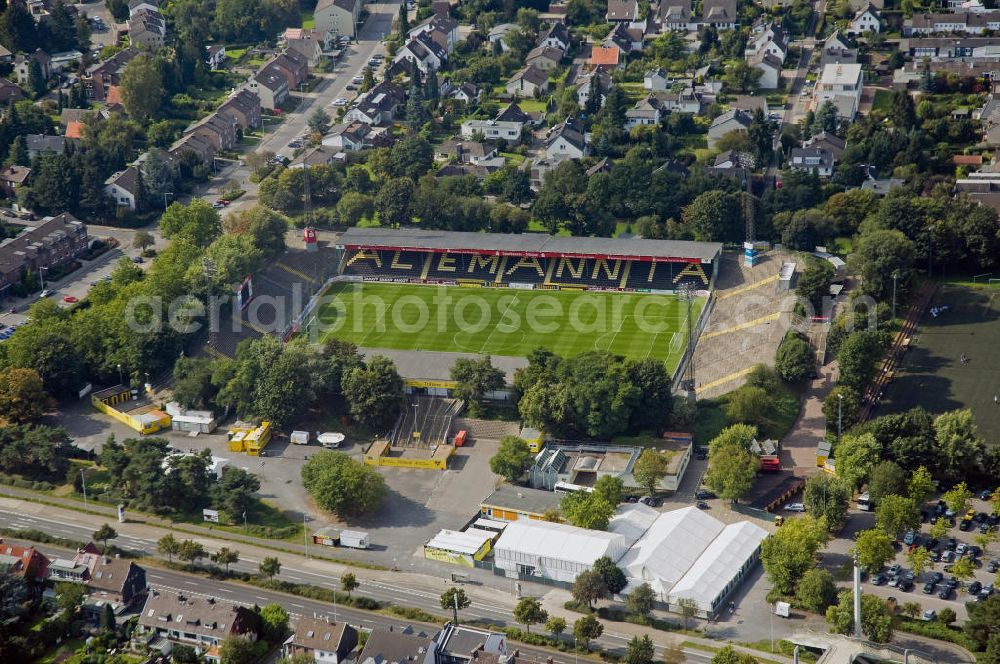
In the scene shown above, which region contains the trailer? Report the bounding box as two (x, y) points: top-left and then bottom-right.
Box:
(339, 530), (370, 549)
(290, 431), (310, 445)
(318, 432), (345, 448)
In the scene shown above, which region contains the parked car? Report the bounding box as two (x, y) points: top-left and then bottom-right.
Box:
(62, 295), (78, 303)
(333, 97), (349, 106)
(696, 501), (710, 510)
(968, 581), (983, 595)
(903, 530), (918, 545)
(695, 490), (716, 500)
(956, 542), (968, 555)
(132, 256), (143, 263)
(785, 503), (806, 512)
(899, 579), (914, 592)
(987, 559), (999, 573)
(872, 574), (888, 586)
(938, 587), (953, 600)
(946, 577), (959, 589)
(346, 84), (357, 90)
(922, 609), (937, 621)
(922, 582), (936, 594)
(39, 289), (52, 297)
(887, 564), (902, 577)
(945, 538), (957, 551)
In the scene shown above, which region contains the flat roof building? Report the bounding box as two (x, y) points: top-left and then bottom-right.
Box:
(480, 484), (562, 522)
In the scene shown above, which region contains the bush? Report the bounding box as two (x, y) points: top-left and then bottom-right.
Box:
(896, 619), (980, 652)
(564, 600), (593, 613)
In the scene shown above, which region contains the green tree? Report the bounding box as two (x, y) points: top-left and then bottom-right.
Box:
(213, 467), (261, 519)
(722, 385), (776, 430)
(889, 89), (917, 130)
(374, 176), (414, 226)
(451, 355), (505, 417)
(837, 331), (887, 392)
(677, 597), (698, 630)
(822, 385), (861, 433)
(592, 556), (627, 595)
(760, 515), (828, 595)
(572, 614), (604, 649)
(775, 333), (815, 383)
(626, 582), (655, 617)
(711, 646), (759, 664)
(937, 607), (956, 626)
(92, 523), (118, 553)
(0, 367), (53, 423)
(210, 547), (240, 573)
(397, 1), (409, 35)
(119, 54), (164, 122)
(545, 615), (567, 637)
(723, 60), (762, 93)
(172, 357), (219, 410)
(826, 591), (892, 642)
(708, 423), (758, 455)
(965, 595), (1000, 650)
(796, 258), (834, 312)
(27, 58), (46, 97)
(99, 601), (116, 633)
(341, 572), (359, 597)
(848, 229), (915, 301)
(513, 596), (548, 633)
(852, 529), (896, 571)
(489, 436), (533, 482)
(259, 556), (281, 580)
(572, 569), (608, 609)
(592, 476), (624, 507)
(950, 556), (975, 583)
(935, 411), (986, 484)
(795, 568), (837, 613)
(907, 465), (936, 506)
(624, 635), (655, 664)
(867, 461), (907, 504)
(875, 495), (920, 537)
(803, 474), (851, 528)
(178, 540), (207, 566)
(705, 444), (759, 503)
(632, 448), (670, 496)
(105, 0), (129, 22)
(342, 356), (404, 432)
(132, 230), (155, 252)
(680, 190), (743, 243)
(440, 587), (471, 623)
(160, 200), (221, 247)
(301, 451), (387, 516)
(54, 580), (86, 617)
(561, 491), (615, 530)
(308, 107), (331, 134)
(220, 636), (261, 664)
(942, 481), (974, 516)
(336, 192), (374, 226)
(157, 533), (180, 562)
(260, 603), (290, 644)
(905, 546), (932, 578)
(833, 432), (881, 489)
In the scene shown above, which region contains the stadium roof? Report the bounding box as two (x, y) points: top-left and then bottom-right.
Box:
(337, 228), (722, 263)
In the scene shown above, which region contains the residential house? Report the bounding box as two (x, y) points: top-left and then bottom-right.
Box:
(749, 52), (783, 89)
(271, 49), (310, 90)
(803, 131), (846, 160)
(81, 554), (148, 617)
(0, 77), (24, 104)
(286, 31), (325, 66)
(545, 117), (588, 159)
(654, 88), (703, 114)
(315, 0), (361, 38)
(655, 0), (694, 32)
(289, 145), (341, 168)
(408, 15), (461, 52)
(849, 3), (882, 35)
(137, 590), (261, 662)
(525, 45), (564, 71)
(576, 66), (612, 108)
(323, 122), (371, 151)
(506, 65), (550, 97)
(104, 167), (141, 210)
(0, 45), (11, 63)
(26, 134), (72, 159)
(205, 45), (226, 70)
(461, 103), (529, 144)
(344, 81), (406, 125)
(437, 140), (498, 165)
(128, 0), (159, 13)
(730, 95), (767, 115)
(644, 68), (671, 91)
(700, 0), (738, 29)
(217, 89), (262, 130)
(14, 49), (51, 85)
(789, 147), (837, 176)
(588, 45), (621, 69)
(707, 109), (752, 148)
(286, 27), (336, 51)
(189, 113), (238, 152)
(250, 64), (290, 110)
(586, 157), (613, 176)
(0, 214), (88, 299)
(625, 96), (662, 128)
(821, 31), (858, 65)
(902, 37), (1000, 59)
(606, 0), (640, 22)
(128, 7), (167, 49)
(904, 12), (1000, 36)
(394, 33), (448, 73)
(603, 22), (643, 54)
(745, 21), (787, 61)
(84, 48), (138, 100)
(813, 63), (864, 118)
(0, 542), (49, 582)
(283, 618), (358, 664)
(0, 165), (30, 197)
(437, 163), (491, 178)
(712, 150), (754, 169)
(449, 82), (481, 104)
(488, 23), (517, 51)
(357, 628), (436, 664)
(170, 132), (217, 167)
(539, 22), (570, 51)
(706, 161), (749, 188)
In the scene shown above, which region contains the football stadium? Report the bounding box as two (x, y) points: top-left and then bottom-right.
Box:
(302, 228), (722, 376)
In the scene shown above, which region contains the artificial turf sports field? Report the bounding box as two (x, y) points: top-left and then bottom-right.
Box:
(881, 285), (1000, 443)
(313, 282), (703, 373)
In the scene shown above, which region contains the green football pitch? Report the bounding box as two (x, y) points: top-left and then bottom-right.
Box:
(312, 282), (702, 372)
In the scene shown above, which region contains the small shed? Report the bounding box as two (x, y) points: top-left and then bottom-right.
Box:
(423, 528), (494, 567)
(778, 262), (797, 290)
(313, 527), (341, 547)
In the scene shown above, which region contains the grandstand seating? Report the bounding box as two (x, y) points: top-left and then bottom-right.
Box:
(341, 249), (715, 291)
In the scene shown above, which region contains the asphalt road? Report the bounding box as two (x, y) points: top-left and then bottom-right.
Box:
(0, 512), (720, 662)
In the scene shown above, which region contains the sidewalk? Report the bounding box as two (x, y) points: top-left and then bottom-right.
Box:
(536, 588), (795, 664)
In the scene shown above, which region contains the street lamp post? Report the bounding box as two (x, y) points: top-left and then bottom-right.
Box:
(117, 363), (124, 387)
(163, 191), (174, 209)
(80, 467), (96, 509)
(838, 392), (844, 442)
(891, 271), (899, 322)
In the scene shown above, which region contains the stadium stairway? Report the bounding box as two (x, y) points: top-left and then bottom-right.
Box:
(691, 251), (799, 399)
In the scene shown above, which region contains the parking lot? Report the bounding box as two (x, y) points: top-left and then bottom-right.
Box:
(824, 491), (999, 622)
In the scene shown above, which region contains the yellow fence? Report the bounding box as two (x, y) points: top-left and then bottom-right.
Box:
(91, 391), (171, 435)
(364, 439), (455, 470)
